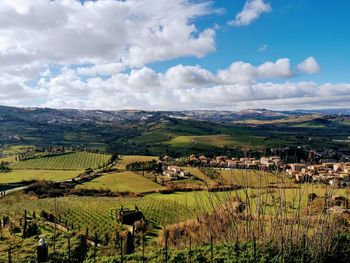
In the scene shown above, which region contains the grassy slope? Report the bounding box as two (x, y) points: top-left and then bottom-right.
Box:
(1, 145), (35, 154)
(10, 152), (110, 170)
(0, 185), (348, 239)
(0, 156), (15, 163)
(116, 155), (159, 170)
(0, 194), (193, 235)
(167, 134), (267, 148)
(181, 167), (216, 185)
(0, 170), (81, 184)
(218, 169), (293, 187)
(76, 171), (164, 193)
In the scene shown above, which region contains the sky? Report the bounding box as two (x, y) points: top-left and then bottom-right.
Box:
(0, 0), (350, 111)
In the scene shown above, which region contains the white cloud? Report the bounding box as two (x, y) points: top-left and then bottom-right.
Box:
(0, 0), (218, 108)
(297, 57), (321, 74)
(229, 0), (271, 27)
(0, 0), (215, 68)
(0, 1), (344, 112)
(0, 58), (343, 111)
(218, 58), (293, 84)
(77, 63), (126, 76)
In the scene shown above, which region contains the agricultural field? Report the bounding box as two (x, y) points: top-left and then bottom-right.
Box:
(0, 170), (80, 184)
(0, 155), (15, 163)
(218, 169), (293, 187)
(181, 167), (216, 185)
(167, 134), (267, 148)
(76, 171), (164, 193)
(116, 155), (159, 170)
(0, 194), (195, 236)
(167, 134), (236, 148)
(10, 151), (111, 170)
(0, 145), (33, 163)
(0, 145), (35, 155)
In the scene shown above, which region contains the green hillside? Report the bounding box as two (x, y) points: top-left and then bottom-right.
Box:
(10, 151), (111, 170)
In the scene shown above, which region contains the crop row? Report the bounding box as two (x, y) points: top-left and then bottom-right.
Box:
(10, 152), (111, 170)
(0, 195), (195, 237)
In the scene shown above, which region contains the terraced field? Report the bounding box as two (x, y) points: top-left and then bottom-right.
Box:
(10, 151), (111, 170)
(76, 171), (164, 193)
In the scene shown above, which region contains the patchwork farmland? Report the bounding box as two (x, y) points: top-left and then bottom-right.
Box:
(10, 151), (111, 170)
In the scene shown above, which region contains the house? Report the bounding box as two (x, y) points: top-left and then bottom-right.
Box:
(209, 160), (218, 167)
(216, 156), (229, 162)
(260, 157), (275, 167)
(270, 156), (283, 166)
(288, 163), (307, 171)
(163, 166), (191, 180)
(333, 163), (344, 172)
(199, 155), (210, 164)
(343, 165), (350, 173)
(226, 159), (237, 168)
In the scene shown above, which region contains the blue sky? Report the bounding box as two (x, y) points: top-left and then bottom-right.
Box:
(152, 0), (350, 84)
(0, 0), (350, 110)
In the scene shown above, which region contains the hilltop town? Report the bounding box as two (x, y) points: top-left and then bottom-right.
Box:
(161, 154), (350, 187)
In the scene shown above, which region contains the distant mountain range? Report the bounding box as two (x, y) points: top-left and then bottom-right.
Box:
(1, 105), (350, 125)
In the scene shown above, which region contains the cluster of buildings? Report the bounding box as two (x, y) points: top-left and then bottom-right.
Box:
(286, 162), (350, 187)
(162, 154), (350, 187)
(189, 155), (283, 170)
(162, 165), (192, 180)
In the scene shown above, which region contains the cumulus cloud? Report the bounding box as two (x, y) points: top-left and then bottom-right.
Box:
(37, 69), (350, 110)
(218, 58), (293, 84)
(229, 0), (271, 27)
(77, 63), (126, 76)
(0, 0), (215, 68)
(297, 57), (321, 74)
(0, 1), (346, 112)
(0, 0), (218, 108)
(1, 57), (346, 111)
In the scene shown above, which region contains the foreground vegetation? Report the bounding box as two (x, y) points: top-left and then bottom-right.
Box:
(0, 150), (349, 262)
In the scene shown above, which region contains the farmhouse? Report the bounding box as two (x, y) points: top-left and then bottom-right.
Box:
(199, 155), (210, 164)
(163, 165), (191, 180)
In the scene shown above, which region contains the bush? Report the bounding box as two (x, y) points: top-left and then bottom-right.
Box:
(71, 234), (88, 262)
(24, 222), (39, 237)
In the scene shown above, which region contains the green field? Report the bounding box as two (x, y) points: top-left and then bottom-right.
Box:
(167, 134), (234, 148)
(0, 145), (33, 163)
(0, 156), (15, 163)
(218, 169), (291, 187)
(0, 145), (34, 155)
(76, 171), (164, 193)
(0, 194), (195, 236)
(0, 170), (81, 184)
(181, 167), (216, 185)
(10, 151), (111, 170)
(167, 134), (266, 148)
(116, 155), (159, 170)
